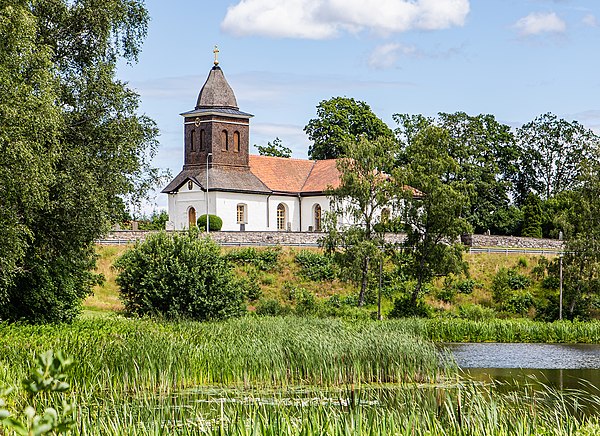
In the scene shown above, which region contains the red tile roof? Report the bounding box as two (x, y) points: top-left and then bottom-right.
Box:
(249, 155), (342, 194)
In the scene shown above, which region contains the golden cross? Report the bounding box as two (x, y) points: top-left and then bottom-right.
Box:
(213, 45), (220, 66)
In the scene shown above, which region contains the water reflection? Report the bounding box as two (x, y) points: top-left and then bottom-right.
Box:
(444, 342), (600, 393)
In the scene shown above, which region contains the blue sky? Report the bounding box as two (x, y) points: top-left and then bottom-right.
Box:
(116, 0), (600, 212)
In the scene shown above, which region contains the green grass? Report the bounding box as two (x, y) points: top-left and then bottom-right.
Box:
(2, 317), (600, 435)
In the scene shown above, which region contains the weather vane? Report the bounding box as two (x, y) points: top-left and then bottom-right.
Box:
(213, 45), (220, 66)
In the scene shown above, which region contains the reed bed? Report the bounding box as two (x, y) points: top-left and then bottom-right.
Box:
(389, 318), (600, 343)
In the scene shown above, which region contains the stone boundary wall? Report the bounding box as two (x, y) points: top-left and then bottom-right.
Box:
(461, 234), (563, 250)
(100, 231), (562, 249)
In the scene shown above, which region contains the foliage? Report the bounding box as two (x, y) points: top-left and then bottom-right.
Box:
(0, 0), (162, 323)
(254, 137), (292, 158)
(514, 113), (600, 203)
(504, 291), (534, 315)
(1, 350), (74, 435)
(491, 267), (531, 306)
(114, 231), (245, 320)
(395, 125), (471, 305)
(224, 246), (281, 271)
(323, 136), (398, 305)
(304, 97), (394, 160)
(294, 250), (337, 281)
(456, 304), (496, 321)
(255, 299), (291, 316)
(197, 214), (223, 231)
(394, 112), (517, 233)
(521, 193), (543, 238)
(388, 295), (431, 318)
(136, 210), (169, 231)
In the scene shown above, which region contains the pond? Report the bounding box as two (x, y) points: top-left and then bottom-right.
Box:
(444, 342), (600, 392)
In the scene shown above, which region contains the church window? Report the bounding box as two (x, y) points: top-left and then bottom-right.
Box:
(188, 207), (197, 229)
(221, 130), (228, 151)
(200, 129), (205, 151)
(236, 204), (247, 224)
(313, 204), (322, 232)
(277, 203), (287, 231)
(190, 129), (195, 151)
(187, 180), (193, 190)
(233, 131), (240, 152)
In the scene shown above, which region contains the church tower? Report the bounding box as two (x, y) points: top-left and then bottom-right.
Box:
(180, 46), (253, 169)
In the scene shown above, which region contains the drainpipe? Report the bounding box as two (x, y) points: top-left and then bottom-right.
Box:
(266, 194), (271, 229)
(298, 193), (302, 232)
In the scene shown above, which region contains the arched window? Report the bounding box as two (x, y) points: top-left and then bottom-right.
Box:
(236, 203), (247, 224)
(276, 203), (286, 231)
(190, 129), (195, 151)
(221, 130), (228, 151)
(380, 208), (390, 224)
(188, 207), (197, 229)
(199, 129), (205, 151)
(233, 131), (240, 152)
(313, 204), (322, 232)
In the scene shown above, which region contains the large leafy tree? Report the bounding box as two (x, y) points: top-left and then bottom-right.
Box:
(323, 136), (398, 306)
(255, 137), (292, 158)
(305, 97), (394, 160)
(514, 113), (600, 204)
(394, 126), (471, 305)
(394, 112), (516, 233)
(0, 0), (160, 322)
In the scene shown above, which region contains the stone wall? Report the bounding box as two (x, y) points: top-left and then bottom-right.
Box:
(100, 231), (562, 250)
(461, 234), (563, 250)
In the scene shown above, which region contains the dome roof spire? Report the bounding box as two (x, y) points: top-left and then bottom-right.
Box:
(195, 47), (238, 110)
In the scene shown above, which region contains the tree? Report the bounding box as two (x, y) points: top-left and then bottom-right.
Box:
(255, 137), (292, 158)
(323, 136), (398, 306)
(521, 194), (543, 238)
(394, 126), (471, 306)
(552, 163), (600, 319)
(0, 0), (160, 323)
(115, 231), (245, 320)
(394, 112), (517, 233)
(305, 97), (394, 160)
(514, 113), (600, 204)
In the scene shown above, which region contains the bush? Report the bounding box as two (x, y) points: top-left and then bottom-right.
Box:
(114, 231), (245, 320)
(457, 303), (496, 321)
(504, 291), (534, 315)
(224, 247), (281, 271)
(492, 267), (531, 305)
(294, 250), (337, 281)
(388, 295), (431, 318)
(197, 214), (223, 231)
(255, 299), (291, 316)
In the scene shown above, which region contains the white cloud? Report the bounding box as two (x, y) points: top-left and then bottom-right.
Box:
(514, 12), (566, 36)
(582, 14), (598, 28)
(222, 0), (470, 39)
(368, 43), (417, 69)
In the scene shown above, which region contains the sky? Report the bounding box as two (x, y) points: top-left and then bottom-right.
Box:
(115, 0), (600, 212)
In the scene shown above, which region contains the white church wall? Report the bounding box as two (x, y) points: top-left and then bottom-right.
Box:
(168, 181), (208, 230)
(213, 192), (269, 231)
(269, 196), (300, 231)
(299, 196), (330, 232)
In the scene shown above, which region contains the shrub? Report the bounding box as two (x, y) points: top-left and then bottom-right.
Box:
(294, 250), (337, 281)
(224, 246), (281, 271)
(504, 291), (534, 315)
(114, 231), (245, 320)
(457, 304), (496, 321)
(255, 299), (290, 316)
(492, 267), (531, 305)
(388, 295), (431, 318)
(197, 214), (223, 231)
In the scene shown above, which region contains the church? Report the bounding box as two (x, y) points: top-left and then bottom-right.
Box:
(162, 52), (344, 232)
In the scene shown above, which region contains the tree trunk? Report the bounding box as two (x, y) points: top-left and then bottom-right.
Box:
(358, 256), (369, 307)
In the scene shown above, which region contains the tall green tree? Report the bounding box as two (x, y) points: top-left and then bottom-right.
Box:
(255, 137), (292, 158)
(323, 136), (398, 306)
(305, 97), (394, 160)
(514, 113), (600, 204)
(394, 112), (516, 233)
(394, 126), (471, 305)
(0, 0), (160, 323)
(521, 194), (543, 238)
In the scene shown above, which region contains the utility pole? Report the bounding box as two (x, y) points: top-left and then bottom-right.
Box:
(559, 231), (563, 320)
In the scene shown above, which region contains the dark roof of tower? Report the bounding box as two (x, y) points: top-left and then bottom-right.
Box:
(196, 66), (238, 110)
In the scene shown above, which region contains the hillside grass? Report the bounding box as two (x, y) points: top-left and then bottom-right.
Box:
(86, 244), (554, 318)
